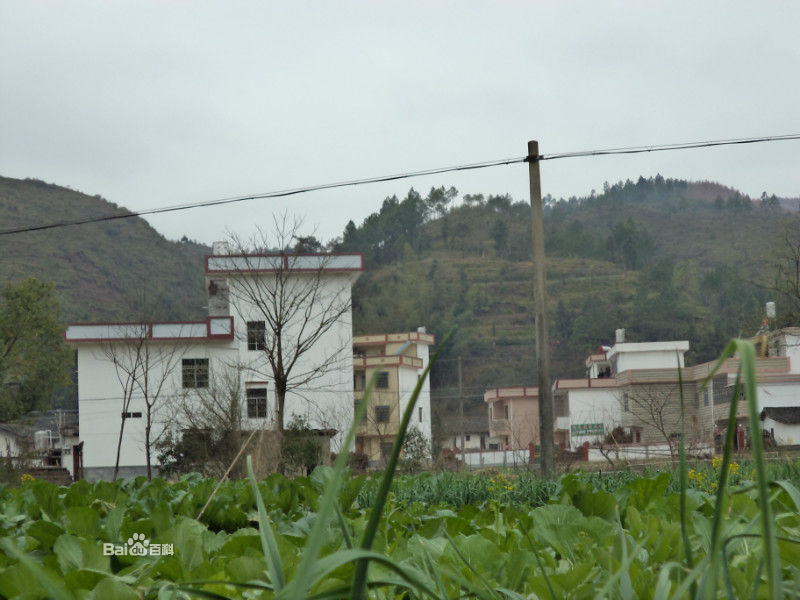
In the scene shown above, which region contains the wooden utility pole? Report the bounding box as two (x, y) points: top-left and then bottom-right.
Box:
(528, 140), (555, 479)
(458, 355), (465, 458)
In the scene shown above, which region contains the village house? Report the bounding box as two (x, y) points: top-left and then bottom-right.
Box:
(352, 330), (433, 464)
(485, 326), (800, 458)
(66, 243), (363, 480)
(441, 415), (495, 452)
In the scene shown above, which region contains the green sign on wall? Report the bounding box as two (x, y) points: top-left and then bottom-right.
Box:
(570, 422), (604, 436)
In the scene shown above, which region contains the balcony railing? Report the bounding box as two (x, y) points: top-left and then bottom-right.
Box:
(490, 418), (510, 433)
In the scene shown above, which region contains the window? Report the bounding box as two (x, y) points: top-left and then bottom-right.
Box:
(376, 371), (389, 389)
(554, 395), (568, 417)
(418, 406), (423, 422)
(122, 411), (142, 419)
(465, 434), (471, 442)
(375, 405), (390, 423)
(623, 392), (629, 412)
(182, 359), (209, 388)
(703, 389), (709, 407)
(247, 321), (266, 351)
(247, 388), (268, 419)
(504, 405), (509, 419)
(489, 442), (499, 450)
(380, 442), (394, 458)
(354, 371), (365, 390)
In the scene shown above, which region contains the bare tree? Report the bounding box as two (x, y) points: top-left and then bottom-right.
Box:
(357, 390), (397, 464)
(224, 218), (353, 432)
(162, 363), (252, 478)
(99, 324), (191, 479)
(620, 385), (684, 458)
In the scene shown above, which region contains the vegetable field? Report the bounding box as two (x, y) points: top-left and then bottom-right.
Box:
(2, 338), (799, 598)
(1, 460), (799, 599)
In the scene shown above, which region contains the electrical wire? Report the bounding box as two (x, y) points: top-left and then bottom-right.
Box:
(0, 156), (524, 236)
(1, 133), (798, 237)
(534, 133), (800, 161)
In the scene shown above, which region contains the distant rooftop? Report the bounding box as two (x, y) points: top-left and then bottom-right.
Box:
(206, 253), (364, 274)
(353, 331), (434, 346)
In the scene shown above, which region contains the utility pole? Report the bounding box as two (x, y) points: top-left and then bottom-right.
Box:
(527, 140), (555, 479)
(458, 355), (465, 461)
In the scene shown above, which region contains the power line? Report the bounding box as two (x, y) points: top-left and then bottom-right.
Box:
(2, 133), (798, 238)
(533, 133), (800, 161)
(0, 156), (525, 237)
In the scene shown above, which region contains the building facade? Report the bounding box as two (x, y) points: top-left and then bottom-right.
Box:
(485, 328), (800, 457)
(66, 248), (363, 480)
(352, 330), (433, 463)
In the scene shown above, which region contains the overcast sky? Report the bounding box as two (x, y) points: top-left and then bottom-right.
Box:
(1, 1), (799, 246)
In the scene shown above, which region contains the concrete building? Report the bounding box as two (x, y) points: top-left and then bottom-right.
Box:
(484, 386), (570, 450)
(441, 415), (495, 452)
(352, 330), (433, 463)
(0, 410), (80, 478)
(66, 247), (363, 480)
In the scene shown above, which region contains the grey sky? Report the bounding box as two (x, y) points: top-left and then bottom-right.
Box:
(1, 1), (799, 246)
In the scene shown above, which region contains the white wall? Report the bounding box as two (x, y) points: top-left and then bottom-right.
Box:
(762, 417), (800, 445)
(398, 341), (432, 453)
(781, 333), (800, 374)
(77, 341), (238, 469)
(228, 274), (355, 447)
(566, 388), (620, 448)
(460, 448), (530, 467)
(758, 382), (800, 409)
(617, 350), (685, 372)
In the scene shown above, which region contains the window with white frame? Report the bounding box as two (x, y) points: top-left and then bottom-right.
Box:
(247, 321), (267, 351)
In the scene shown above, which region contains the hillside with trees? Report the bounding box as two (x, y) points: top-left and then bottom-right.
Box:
(0, 176), (209, 322)
(336, 178), (798, 421)
(1, 175), (797, 423)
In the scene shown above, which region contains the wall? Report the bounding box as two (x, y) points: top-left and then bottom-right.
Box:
(616, 350), (686, 372)
(398, 341), (432, 451)
(567, 388), (620, 448)
(762, 417), (800, 445)
(76, 340), (238, 470)
(228, 273), (355, 449)
(459, 448), (530, 468)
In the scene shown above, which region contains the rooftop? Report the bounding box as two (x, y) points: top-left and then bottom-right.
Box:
(353, 331), (435, 346)
(606, 340), (689, 360)
(761, 406), (800, 425)
(205, 253), (364, 274)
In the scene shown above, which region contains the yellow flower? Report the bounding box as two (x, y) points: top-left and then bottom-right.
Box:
(20, 473), (35, 484)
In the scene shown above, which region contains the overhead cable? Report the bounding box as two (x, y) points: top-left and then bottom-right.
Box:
(2, 133), (798, 237)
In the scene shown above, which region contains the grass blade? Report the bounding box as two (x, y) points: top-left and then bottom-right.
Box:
(246, 455), (285, 591)
(281, 374), (374, 599)
(350, 328), (455, 600)
(736, 340), (781, 600)
(677, 357), (696, 598)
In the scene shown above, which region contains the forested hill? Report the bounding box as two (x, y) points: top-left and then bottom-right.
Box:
(336, 177), (798, 415)
(2, 174), (797, 420)
(0, 176), (209, 322)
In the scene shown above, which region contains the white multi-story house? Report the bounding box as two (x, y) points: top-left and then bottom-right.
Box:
(66, 244), (363, 480)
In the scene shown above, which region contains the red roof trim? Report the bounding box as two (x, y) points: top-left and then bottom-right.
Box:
(65, 317), (235, 343)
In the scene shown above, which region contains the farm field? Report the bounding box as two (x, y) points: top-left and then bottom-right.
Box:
(1, 460), (799, 599)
